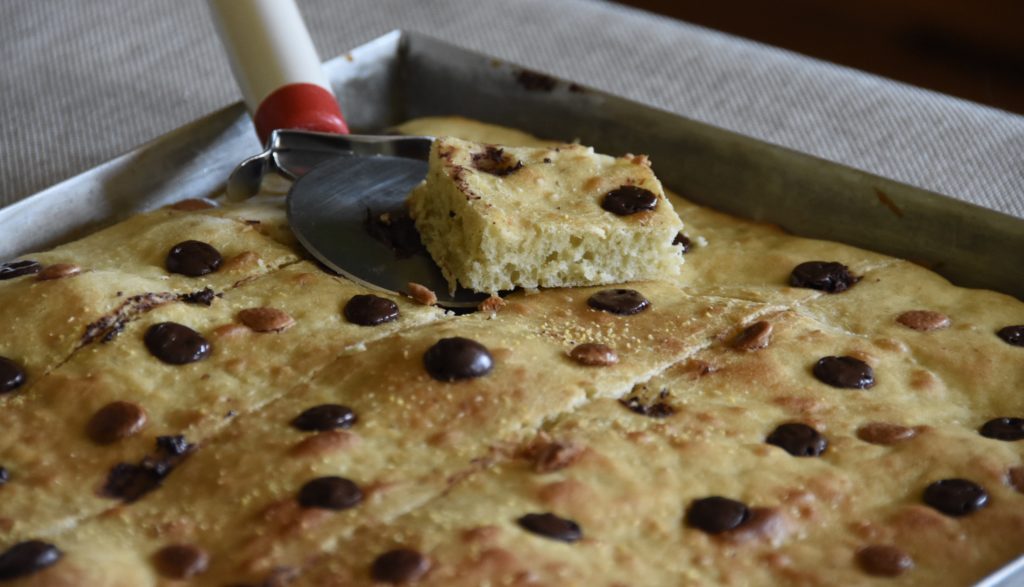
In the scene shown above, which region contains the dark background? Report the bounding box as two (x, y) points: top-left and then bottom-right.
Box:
(615, 0), (1024, 114)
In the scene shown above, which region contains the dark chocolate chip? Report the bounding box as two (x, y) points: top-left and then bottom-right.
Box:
(673, 232), (692, 254)
(619, 395), (675, 418)
(997, 325), (1024, 347)
(471, 146), (524, 176)
(344, 294), (400, 326)
(0, 467), (8, 485)
(0, 260), (41, 281)
(789, 261), (858, 293)
(587, 289), (650, 315)
(156, 435), (191, 456)
(601, 186), (658, 216)
(766, 423), (828, 457)
(297, 476), (362, 510)
(165, 240), (222, 277)
(856, 545), (914, 577)
(685, 496), (751, 534)
(291, 404), (357, 432)
(0, 540), (61, 580)
(371, 548), (431, 584)
(923, 478), (988, 516)
(423, 337), (494, 382)
(86, 401), (147, 445)
(144, 322), (211, 365)
(979, 417), (1024, 441)
(153, 544), (209, 580)
(0, 357), (26, 394)
(517, 512), (582, 543)
(813, 356), (875, 389)
(101, 463), (163, 502)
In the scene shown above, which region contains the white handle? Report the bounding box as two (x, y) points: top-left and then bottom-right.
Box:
(208, 0), (332, 111)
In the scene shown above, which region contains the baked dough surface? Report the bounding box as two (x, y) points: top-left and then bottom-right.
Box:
(0, 117), (1020, 586)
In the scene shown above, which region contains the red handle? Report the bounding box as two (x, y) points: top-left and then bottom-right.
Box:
(253, 83), (349, 144)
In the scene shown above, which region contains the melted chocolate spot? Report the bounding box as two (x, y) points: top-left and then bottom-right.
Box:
(156, 435), (191, 456)
(619, 394), (675, 418)
(856, 545), (914, 577)
(766, 423), (828, 457)
(0, 260), (41, 281)
(0, 467), (8, 485)
(0, 540), (61, 580)
(673, 232), (692, 253)
(813, 356), (875, 389)
(979, 417), (1024, 441)
(344, 295), (400, 326)
(86, 401), (148, 445)
(423, 337), (494, 382)
(101, 437), (193, 502)
(587, 289), (650, 315)
(292, 404), (357, 432)
(144, 322), (211, 365)
(789, 261), (858, 293)
(165, 240), (222, 277)
(471, 146), (524, 176)
(601, 186), (658, 216)
(179, 287), (217, 306)
(517, 512), (583, 542)
(153, 544), (209, 580)
(686, 496), (750, 534)
(923, 478), (988, 516)
(997, 325), (1024, 347)
(371, 548), (431, 584)
(297, 476), (363, 510)
(0, 357), (26, 394)
(364, 208), (424, 259)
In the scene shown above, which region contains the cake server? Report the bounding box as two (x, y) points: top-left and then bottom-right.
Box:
(208, 0), (486, 307)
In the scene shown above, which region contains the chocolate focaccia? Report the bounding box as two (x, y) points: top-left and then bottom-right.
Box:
(0, 118), (1020, 586)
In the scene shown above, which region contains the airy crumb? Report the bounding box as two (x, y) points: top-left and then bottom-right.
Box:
(407, 282), (438, 306)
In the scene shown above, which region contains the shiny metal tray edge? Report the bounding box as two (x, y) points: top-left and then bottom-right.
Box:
(0, 30), (1020, 585)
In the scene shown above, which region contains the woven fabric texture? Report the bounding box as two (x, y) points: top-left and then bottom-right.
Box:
(1, 0), (1022, 217)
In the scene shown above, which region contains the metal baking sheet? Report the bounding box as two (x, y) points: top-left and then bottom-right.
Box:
(0, 30), (1021, 585)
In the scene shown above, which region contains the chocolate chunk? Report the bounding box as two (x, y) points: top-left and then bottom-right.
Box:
(673, 232), (692, 254)
(165, 240), (222, 277)
(153, 544), (209, 579)
(364, 208), (424, 259)
(923, 478), (988, 516)
(813, 356), (875, 389)
(291, 404), (357, 432)
(979, 417), (1024, 441)
(471, 146), (524, 176)
(344, 294), (400, 326)
(0, 260), (41, 281)
(156, 435), (191, 456)
(238, 307), (295, 333)
(997, 325), (1024, 347)
(601, 186), (658, 216)
(36, 263), (81, 281)
(144, 322), (211, 365)
(856, 422), (917, 445)
(587, 289), (651, 315)
(856, 545), (914, 577)
(789, 261), (858, 293)
(297, 476), (363, 510)
(0, 357), (26, 394)
(731, 321), (773, 351)
(569, 343), (618, 366)
(0, 467), (8, 485)
(371, 548), (431, 584)
(766, 423), (828, 457)
(179, 287), (216, 306)
(686, 496), (751, 534)
(86, 401), (147, 445)
(619, 394), (675, 418)
(101, 463), (163, 502)
(0, 540), (61, 580)
(896, 310), (950, 332)
(517, 512), (583, 542)
(423, 337), (494, 382)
